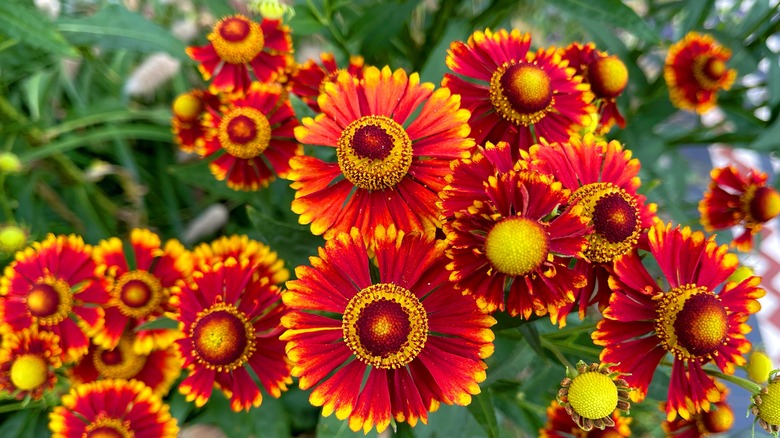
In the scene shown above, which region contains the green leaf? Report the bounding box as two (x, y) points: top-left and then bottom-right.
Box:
(134, 316), (179, 331)
(316, 412), (380, 438)
(749, 117), (780, 153)
(246, 205), (323, 272)
(0, 0), (78, 58)
(767, 54), (780, 108)
(547, 0), (659, 44)
(466, 389), (499, 438)
(518, 323), (546, 359)
(351, 0), (422, 60)
(56, 4), (187, 57)
(680, 0), (715, 33)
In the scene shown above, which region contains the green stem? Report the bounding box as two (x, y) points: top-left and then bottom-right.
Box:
(704, 368), (762, 394)
(0, 399), (45, 414)
(306, 0), (351, 60)
(540, 337), (575, 370)
(0, 173), (15, 224)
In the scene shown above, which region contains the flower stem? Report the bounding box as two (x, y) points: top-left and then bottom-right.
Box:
(0, 399), (45, 414)
(703, 368), (762, 394)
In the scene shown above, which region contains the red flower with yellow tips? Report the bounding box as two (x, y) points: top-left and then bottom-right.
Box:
(289, 52), (366, 112)
(172, 89), (222, 153)
(699, 165), (780, 251)
(663, 382), (734, 438)
(562, 42), (628, 134)
(173, 257), (291, 412)
(593, 222), (765, 421)
(529, 134), (657, 321)
(282, 226), (495, 434)
(191, 234), (289, 286)
(49, 379), (179, 438)
(664, 31), (736, 113)
(443, 28), (594, 153)
(443, 168), (590, 322)
(187, 14), (292, 92)
(0, 328), (62, 400)
(200, 81), (301, 191)
(93, 229), (192, 353)
(291, 66), (473, 241)
(0, 234), (108, 362)
(539, 400), (632, 438)
(69, 331), (181, 398)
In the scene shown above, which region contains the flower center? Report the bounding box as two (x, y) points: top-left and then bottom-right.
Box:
(692, 55), (727, 90)
(759, 381), (780, 427)
(190, 303), (256, 372)
(10, 354), (48, 391)
(655, 285), (729, 359)
(219, 108), (272, 159)
(484, 217), (549, 277)
(93, 336), (147, 380)
(209, 15), (264, 65)
(490, 62), (555, 126)
(112, 270), (164, 319)
(572, 182), (641, 263)
(748, 186), (780, 223)
(342, 283), (428, 369)
(26, 278), (72, 326)
(703, 404), (734, 433)
(85, 417), (133, 438)
(336, 115), (413, 191)
(566, 371), (618, 420)
(587, 55), (628, 98)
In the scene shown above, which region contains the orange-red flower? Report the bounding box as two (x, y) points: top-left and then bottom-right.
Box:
(443, 167), (590, 322)
(200, 81), (301, 191)
(49, 379), (179, 438)
(289, 52), (365, 112)
(282, 226), (495, 433)
(593, 222), (765, 421)
(562, 42), (628, 133)
(664, 31), (736, 113)
(93, 229), (192, 353)
(540, 400), (631, 437)
(187, 15), (293, 92)
(663, 383), (734, 437)
(172, 89), (222, 153)
(173, 257), (291, 412)
(699, 165), (780, 251)
(0, 234), (108, 362)
(0, 328), (62, 400)
(529, 134), (657, 322)
(291, 66), (473, 241)
(443, 29), (594, 154)
(191, 235), (289, 285)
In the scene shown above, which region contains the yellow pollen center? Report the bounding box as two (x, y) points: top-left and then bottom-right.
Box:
(342, 283), (428, 369)
(587, 56), (628, 98)
(10, 354), (48, 391)
(219, 107), (272, 159)
(336, 115), (413, 191)
(703, 404), (734, 433)
(567, 372), (618, 420)
(692, 55), (727, 90)
(749, 186), (780, 223)
(490, 62), (555, 126)
(172, 93), (203, 122)
(112, 270), (164, 319)
(26, 279), (72, 326)
(85, 417), (133, 438)
(484, 217), (548, 277)
(93, 336), (147, 379)
(759, 381), (780, 426)
(655, 285), (729, 359)
(209, 15), (264, 65)
(573, 182), (641, 263)
(190, 303), (256, 372)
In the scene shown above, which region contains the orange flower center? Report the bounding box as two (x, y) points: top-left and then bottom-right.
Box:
(93, 335), (147, 380)
(26, 278), (72, 326)
(342, 283), (428, 369)
(112, 270), (164, 319)
(190, 303), (256, 372)
(10, 354), (48, 391)
(748, 186), (780, 223)
(85, 416), (133, 438)
(336, 115), (413, 191)
(703, 404), (734, 433)
(490, 62), (555, 126)
(655, 285), (729, 359)
(209, 15), (264, 65)
(587, 55), (628, 98)
(484, 217), (549, 277)
(172, 93), (203, 122)
(692, 55), (727, 90)
(219, 108), (272, 159)
(573, 182), (641, 263)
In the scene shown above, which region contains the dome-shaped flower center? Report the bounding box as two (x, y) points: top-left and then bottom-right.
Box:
(566, 371), (618, 420)
(0, 225), (26, 254)
(112, 270), (164, 319)
(692, 55), (727, 90)
(336, 115), (413, 191)
(748, 351), (773, 383)
(209, 15), (264, 65)
(749, 186), (780, 223)
(10, 354), (47, 391)
(85, 417), (133, 438)
(484, 217), (549, 277)
(27, 278), (72, 326)
(758, 381), (780, 427)
(93, 336), (147, 379)
(656, 285), (729, 359)
(219, 108), (272, 160)
(342, 283), (428, 369)
(490, 62), (555, 126)
(587, 55), (628, 98)
(190, 303), (256, 372)
(703, 404), (734, 433)
(172, 93), (203, 122)
(572, 182), (641, 264)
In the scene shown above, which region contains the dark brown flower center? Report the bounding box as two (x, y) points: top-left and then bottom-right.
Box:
(355, 300), (411, 357)
(27, 284), (60, 318)
(592, 192), (639, 244)
(673, 293), (728, 356)
(500, 64), (553, 114)
(191, 304), (255, 371)
(351, 125), (394, 161)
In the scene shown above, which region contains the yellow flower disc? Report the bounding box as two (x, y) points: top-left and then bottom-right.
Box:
(692, 55), (727, 90)
(759, 381), (780, 427)
(490, 62), (555, 126)
(26, 278), (72, 326)
(567, 371), (618, 420)
(656, 285), (729, 359)
(748, 351), (773, 384)
(190, 302), (256, 372)
(484, 217), (549, 277)
(112, 270), (164, 319)
(209, 15), (264, 65)
(10, 354), (47, 391)
(219, 107), (272, 159)
(93, 336), (147, 379)
(172, 93), (203, 122)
